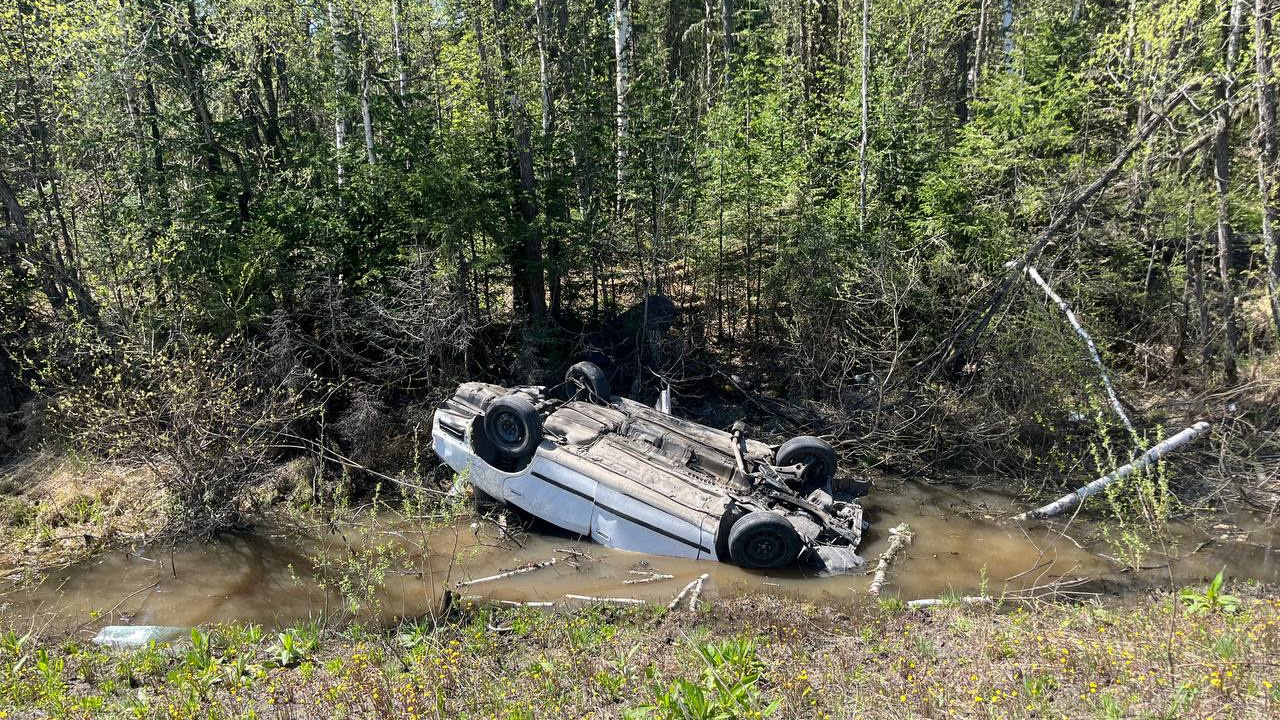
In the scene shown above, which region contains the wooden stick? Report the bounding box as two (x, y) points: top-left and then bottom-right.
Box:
(623, 573), (674, 585)
(867, 524), (913, 596)
(495, 600), (555, 607)
(454, 558), (557, 588)
(565, 594), (645, 605)
(1018, 264), (1136, 436)
(1015, 421), (1212, 520)
(687, 576), (707, 609)
(667, 573), (710, 610)
(906, 596), (994, 609)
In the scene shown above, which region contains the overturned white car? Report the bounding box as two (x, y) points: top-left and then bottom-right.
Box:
(431, 362), (866, 573)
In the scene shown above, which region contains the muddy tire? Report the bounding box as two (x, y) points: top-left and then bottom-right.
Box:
(775, 436), (838, 493)
(483, 395), (542, 459)
(566, 361), (610, 403)
(727, 511), (802, 569)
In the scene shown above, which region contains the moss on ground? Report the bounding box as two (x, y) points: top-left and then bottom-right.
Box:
(1, 585), (1278, 719)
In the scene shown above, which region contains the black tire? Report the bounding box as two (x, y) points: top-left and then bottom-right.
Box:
(483, 395), (542, 458)
(565, 361), (610, 402)
(727, 511), (802, 569)
(775, 436), (838, 493)
(472, 486), (500, 514)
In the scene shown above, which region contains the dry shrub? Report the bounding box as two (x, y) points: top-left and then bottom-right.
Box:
(37, 329), (320, 540)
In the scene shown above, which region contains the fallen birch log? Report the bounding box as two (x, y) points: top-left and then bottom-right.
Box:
(867, 524), (913, 596)
(906, 596), (994, 609)
(1017, 263), (1135, 436)
(495, 600), (555, 607)
(667, 573), (710, 610)
(455, 558), (557, 588)
(565, 594), (645, 606)
(1016, 421), (1212, 521)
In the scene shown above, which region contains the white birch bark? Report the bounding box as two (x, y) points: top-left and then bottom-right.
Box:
(391, 0), (408, 97)
(858, 0), (870, 233)
(327, 0), (348, 185)
(614, 0), (631, 216)
(1015, 421), (1212, 521)
(1016, 264), (1135, 437)
(359, 21), (376, 164)
(867, 523), (912, 596)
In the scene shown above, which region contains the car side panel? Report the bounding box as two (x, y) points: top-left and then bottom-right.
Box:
(502, 456), (597, 536)
(590, 485), (709, 560)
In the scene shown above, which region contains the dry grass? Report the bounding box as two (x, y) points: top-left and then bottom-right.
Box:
(0, 451), (170, 574)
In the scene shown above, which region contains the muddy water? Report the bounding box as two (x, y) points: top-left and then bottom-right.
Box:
(3, 481), (1277, 632)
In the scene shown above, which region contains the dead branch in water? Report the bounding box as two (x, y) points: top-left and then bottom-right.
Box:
(667, 573), (710, 610)
(623, 573), (674, 585)
(867, 523), (913, 596)
(454, 558), (557, 588)
(565, 594), (645, 606)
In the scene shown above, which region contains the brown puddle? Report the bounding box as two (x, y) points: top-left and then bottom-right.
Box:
(3, 480), (1277, 632)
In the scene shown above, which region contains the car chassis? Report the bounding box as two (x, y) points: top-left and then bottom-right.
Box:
(431, 362), (867, 573)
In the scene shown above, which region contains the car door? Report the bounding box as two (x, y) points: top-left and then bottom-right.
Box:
(501, 454), (597, 536)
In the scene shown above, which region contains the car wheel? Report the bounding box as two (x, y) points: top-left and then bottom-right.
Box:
(775, 436), (838, 493)
(483, 394), (542, 459)
(565, 361), (610, 403)
(472, 486), (500, 513)
(727, 511), (802, 569)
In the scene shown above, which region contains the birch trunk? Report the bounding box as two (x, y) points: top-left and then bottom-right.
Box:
(391, 0), (408, 97)
(358, 19), (376, 164)
(1019, 265), (1136, 437)
(1214, 0), (1247, 383)
(1257, 0), (1280, 336)
(859, 0), (870, 235)
(614, 0), (632, 217)
(327, 0), (348, 185)
(535, 0), (553, 136)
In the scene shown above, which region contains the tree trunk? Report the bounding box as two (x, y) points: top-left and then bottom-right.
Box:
(1257, 0), (1280, 336)
(614, 0), (632, 217)
(328, 0), (349, 185)
(391, 0), (408, 97)
(721, 0), (735, 81)
(969, 0), (987, 112)
(359, 19), (376, 164)
(859, 0), (870, 235)
(535, 0), (553, 136)
(493, 0), (546, 319)
(1214, 0), (1247, 384)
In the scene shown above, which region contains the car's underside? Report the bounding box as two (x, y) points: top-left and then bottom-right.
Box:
(432, 363), (867, 573)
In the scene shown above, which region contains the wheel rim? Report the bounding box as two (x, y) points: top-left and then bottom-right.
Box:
(743, 529), (787, 565)
(493, 410), (524, 447)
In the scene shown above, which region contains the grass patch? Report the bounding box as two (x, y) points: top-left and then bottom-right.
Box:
(1, 587), (1278, 718)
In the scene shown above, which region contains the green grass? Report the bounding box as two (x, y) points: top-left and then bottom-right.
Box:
(1, 588), (1278, 719)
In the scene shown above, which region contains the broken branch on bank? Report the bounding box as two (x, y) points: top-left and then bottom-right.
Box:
(1016, 421), (1212, 520)
(1015, 263), (1136, 437)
